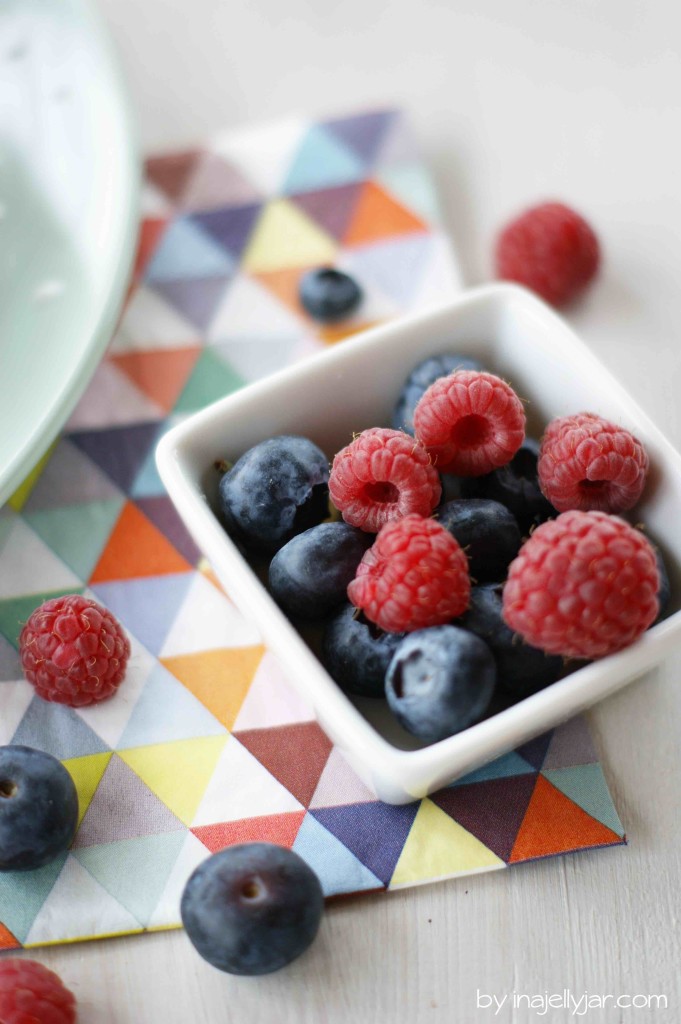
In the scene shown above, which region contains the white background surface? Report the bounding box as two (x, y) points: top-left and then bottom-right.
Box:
(37, 1), (681, 1019)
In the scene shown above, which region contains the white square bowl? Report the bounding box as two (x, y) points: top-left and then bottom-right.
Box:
(156, 283), (681, 804)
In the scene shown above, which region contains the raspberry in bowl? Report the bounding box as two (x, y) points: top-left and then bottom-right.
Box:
(157, 284), (681, 804)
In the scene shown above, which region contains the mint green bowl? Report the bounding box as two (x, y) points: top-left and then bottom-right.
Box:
(0, 0), (139, 506)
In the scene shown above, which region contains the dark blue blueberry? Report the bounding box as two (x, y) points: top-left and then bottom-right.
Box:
(654, 546), (672, 624)
(459, 584), (564, 698)
(269, 522), (372, 621)
(461, 439), (556, 535)
(219, 435), (330, 554)
(385, 626), (496, 742)
(437, 498), (522, 582)
(181, 842), (324, 975)
(392, 353), (485, 435)
(322, 603), (405, 698)
(299, 268), (362, 322)
(0, 745), (78, 871)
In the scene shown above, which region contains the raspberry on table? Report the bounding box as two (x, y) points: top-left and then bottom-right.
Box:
(538, 412), (649, 514)
(0, 958), (76, 1024)
(502, 510), (660, 659)
(348, 514), (471, 633)
(413, 370), (526, 477)
(329, 428), (441, 533)
(19, 595), (130, 707)
(495, 201), (600, 307)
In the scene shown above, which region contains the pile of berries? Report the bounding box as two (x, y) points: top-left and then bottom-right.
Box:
(218, 355), (669, 744)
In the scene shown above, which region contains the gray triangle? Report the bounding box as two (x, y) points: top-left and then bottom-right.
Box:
(23, 439), (123, 512)
(74, 753), (185, 847)
(11, 697), (111, 760)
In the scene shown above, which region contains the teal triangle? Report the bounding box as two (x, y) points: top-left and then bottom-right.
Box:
(130, 442), (167, 499)
(74, 831), (186, 926)
(0, 588), (85, 648)
(543, 765), (625, 838)
(11, 697), (112, 760)
(23, 499), (125, 581)
(292, 812), (384, 896)
(173, 349), (245, 413)
(283, 125), (365, 194)
(0, 852), (68, 942)
(377, 163), (441, 225)
(145, 217), (235, 283)
(118, 662), (227, 748)
(454, 750), (536, 786)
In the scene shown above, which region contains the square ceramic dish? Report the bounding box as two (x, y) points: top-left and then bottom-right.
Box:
(156, 283), (681, 804)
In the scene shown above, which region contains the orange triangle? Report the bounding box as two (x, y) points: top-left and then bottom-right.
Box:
(134, 217), (168, 280)
(161, 646), (265, 729)
(192, 810), (306, 853)
(318, 320), (382, 345)
(509, 774), (622, 862)
(0, 922), (20, 950)
(252, 266), (316, 320)
(89, 502), (192, 583)
(343, 181), (428, 246)
(110, 347), (201, 413)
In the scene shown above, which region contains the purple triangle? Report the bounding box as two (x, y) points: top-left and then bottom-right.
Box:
(516, 730), (554, 770)
(190, 203), (262, 261)
(289, 183), (364, 242)
(432, 773), (539, 863)
(322, 110), (399, 166)
(311, 800), (418, 885)
(151, 276), (231, 332)
(135, 496), (201, 565)
(69, 423), (164, 494)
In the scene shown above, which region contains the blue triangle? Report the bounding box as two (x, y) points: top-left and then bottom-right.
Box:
(145, 217), (235, 283)
(11, 697), (111, 760)
(0, 852), (68, 942)
(89, 572), (195, 656)
(130, 443), (169, 498)
(283, 125), (365, 195)
(346, 234), (434, 306)
(311, 801), (418, 885)
(453, 750), (537, 786)
(293, 813), (384, 896)
(118, 662), (226, 748)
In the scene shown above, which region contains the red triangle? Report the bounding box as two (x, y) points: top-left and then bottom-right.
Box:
(0, 922), (20, 950)
(234, 723), (333, 807)
(145, 150), (202, 203)
(133, 217), (168, 280)
(192, 811), (306, 853)
(89, 502), (192, 583)
(509, 774), (623, 862)
(343, 181), (428, 246)
(110, 347), (202, 413)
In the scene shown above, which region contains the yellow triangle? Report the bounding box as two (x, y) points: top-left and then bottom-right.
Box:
(8, 441), (58, 511)
(161, 646), (265, 730)
(241, 199), (338, 272)
(390, 799), (505, 887)
(118, 735), (228, 825)
(62, 752), (113, 827)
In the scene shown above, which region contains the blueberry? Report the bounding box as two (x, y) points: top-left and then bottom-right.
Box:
(437, 498), (522, 582)
(322, 602), (405, 697)
(269, 522), (372, 621)
(385, 626), (496, 742)
(654, 546), (672, 624)
(459, 584), (564, 698)
(392, 353), (485, 435)
(299, 268), (362, 322)
(181, 842), (324, 975)
(219, 436), (330, 554)
(0, 746), (78, 871)
(461, 439), (556, 535)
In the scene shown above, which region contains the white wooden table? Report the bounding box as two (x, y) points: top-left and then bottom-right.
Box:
(35, 1), (681, 1018)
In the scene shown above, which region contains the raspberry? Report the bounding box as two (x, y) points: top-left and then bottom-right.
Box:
(502, 510), (659, 659)
(0, 959), (76, 1024)
(19, 595), (130, 707)
(413, 370), (526, 476)
(495, 201), (600, 307)
(538, 412), (649, 513)
(347, 514), (470, 633)
(328, 428), (441, 533)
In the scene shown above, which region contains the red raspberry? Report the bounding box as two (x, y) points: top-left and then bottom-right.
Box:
(495, 201), (600, 307)
(413, 370), (526, 476)
(0, 959), (76, 1024)
(328, 428), (441, 533)
(347, 514), (470, 633)
(19, 595), (130, 707)
(502, 510), (659, 659)
(538, 412), (649, 514)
